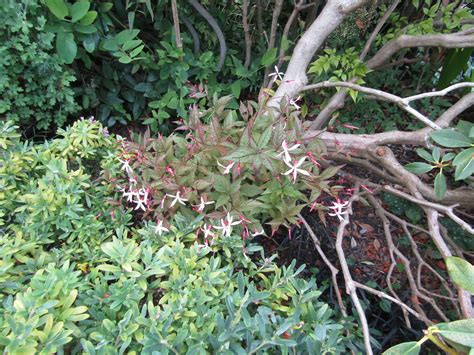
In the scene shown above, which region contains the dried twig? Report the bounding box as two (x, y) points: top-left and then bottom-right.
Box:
(333, 187), (373, 355)
(298, 213), (347, 317)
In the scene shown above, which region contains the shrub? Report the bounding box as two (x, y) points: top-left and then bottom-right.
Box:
(0, 0), (78, 130)
(0, 119), (362, 353)
(107, 96), (342, 239)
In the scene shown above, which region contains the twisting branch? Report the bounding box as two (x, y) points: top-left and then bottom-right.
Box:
(298, 213), (347, 317)
(242, 0), (252, 68)
(182, 17), (200, 53)
(188, 0), (227, 71)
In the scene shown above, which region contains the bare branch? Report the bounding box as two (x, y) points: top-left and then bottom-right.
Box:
(311, 30), (474, 129)
(302, 81), (442, 129)
(334, 187), (373, 355)
(277, 1), (316, 69)
(404, 82), (474, 103)
(171, 0), (182, 50)
(242, 0), (252, 68)
(298, 213), (347, 317)
(384, 186), (474, 235)
(367, 33), (474, 70)
(263, 0), (284, 86)
(359, 0), (401, 60)
(353, 281), (429, 322)
(266, 0), (368, 111)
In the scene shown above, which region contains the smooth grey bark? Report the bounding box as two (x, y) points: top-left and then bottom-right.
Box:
(266, 0), (367, 111)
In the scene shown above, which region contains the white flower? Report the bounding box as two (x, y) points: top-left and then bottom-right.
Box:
(133, 188), (149, 211)
(277, 140), (300, 164)
(201, 224), (215, 241)
(122, 187), (137, 203)
(217, 160), (235, 175)
(251, 228), (265, 237)
(155, 220), (169, 236)
(193, 197), (215, 212)
(119, 158), (134, 176)
(268, 65), (284, 82)
(282, 157), (311, 183)
(289, 96), (301, 110)
(328, 199), (349, 221)
(167, 191), (188, 207)
(214, 213), (241, 237)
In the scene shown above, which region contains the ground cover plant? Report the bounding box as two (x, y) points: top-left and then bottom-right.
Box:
(1, 0), (474, 354)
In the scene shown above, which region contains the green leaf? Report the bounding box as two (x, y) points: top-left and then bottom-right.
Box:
(119, 55), (132, 64)
(257, 126), (272, 148)
(437, 319), (474, 347)
(56, 31), (77, 64)
(455, 158), (474, 181)
(79, 11), (98, 25)
(446, 257), (474, 294)
(230, 80), (241, 99)
(45, 0), (69, 19)
(97, 264), (121, 273)
(129, 44), (144, 58)
(383, 341), (421, 355)
(71, 1), (90, 22)
(405, 162), (434, 175)
(434, 172), (446, 200)
(437, 49), (473, 89)
(416, 148), (435, 163)
(432, 147), (440, 163)
(430, 129), (471, 148)
(261, 48), (277, 67)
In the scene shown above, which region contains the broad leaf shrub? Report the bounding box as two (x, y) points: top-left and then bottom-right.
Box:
(0, 119), (363, 353)
(109, 96), (342, 238)
(405, 120), (474, 200)
(0, 0), (78, 130)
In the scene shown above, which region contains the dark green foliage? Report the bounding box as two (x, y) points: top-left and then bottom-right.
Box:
(0, 0), (78, 130)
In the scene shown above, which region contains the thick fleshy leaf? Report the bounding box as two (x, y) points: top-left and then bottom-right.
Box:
(430, 129), (471, 148)
(383, 341), (421, 355)
(437, 319), (474, 347)
(446, 257), (474, 294)
(434, 173), (446, 200)
(405, 162), (434, 175)
(45, 0), (68, 19)
(56, 31), (77, 64)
